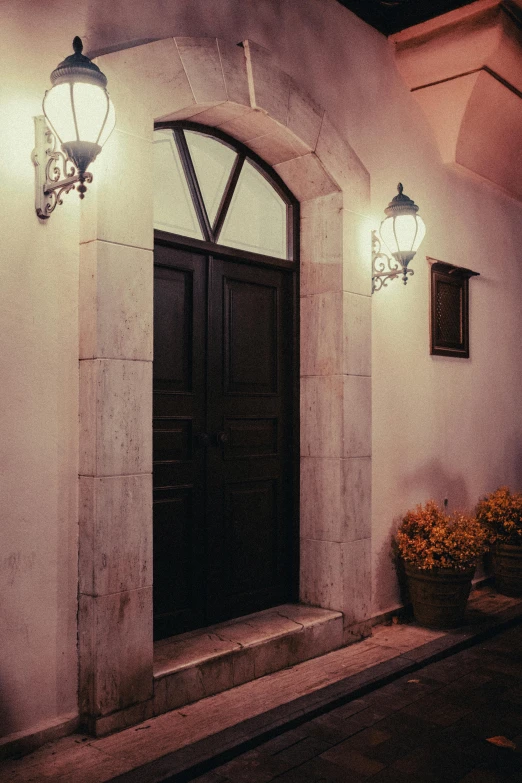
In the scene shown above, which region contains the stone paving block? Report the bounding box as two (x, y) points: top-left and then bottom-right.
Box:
(272, 735), (332, 768)
(320, 743), (387, 776)
(262, 766), (317, 783)
(327, 696), (371, 720)
(214, 749), (279, 783)
(370, 769), (428, 783)
(401, 695), (474, 728)
(457, 770), (510, 782)
(303, 712), (364, 745)
(342, 725), (392, 752)
(391, 739), (483, 783)
(297, 755), (367, 782)
(193, 773), (231, 783)
(254, 726), (309, 756)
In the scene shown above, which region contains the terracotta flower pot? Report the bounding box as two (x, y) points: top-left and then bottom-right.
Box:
(404, 564), (475, 629)
(492, 543), (522, 597)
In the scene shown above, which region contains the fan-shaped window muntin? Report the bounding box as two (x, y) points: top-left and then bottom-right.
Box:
(153, 123), (296, 261)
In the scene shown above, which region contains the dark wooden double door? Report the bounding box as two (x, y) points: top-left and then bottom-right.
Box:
(153, 240), (297, 640)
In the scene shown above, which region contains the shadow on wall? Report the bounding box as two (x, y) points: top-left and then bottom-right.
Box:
(0, 666), (18, 739)
(374, 526), (409, 612)
(374, 460), (470, 614)
(509, 438), (522, 492)
(401, 458), (470, 513)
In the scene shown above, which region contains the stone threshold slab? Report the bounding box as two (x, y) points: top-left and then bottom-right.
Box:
(2, 587), (521, 783)
(151, 604), (344, 718)
(154, 604), (344, 678)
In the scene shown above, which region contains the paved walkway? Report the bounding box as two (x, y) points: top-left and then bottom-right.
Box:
(194, 623), (522, 782)
(1, 586), (521, 782)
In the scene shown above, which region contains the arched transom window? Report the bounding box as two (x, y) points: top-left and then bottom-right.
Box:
(153, 124), (296, 261)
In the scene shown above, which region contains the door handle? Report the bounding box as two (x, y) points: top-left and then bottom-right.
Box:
(215, 431), (229, 446)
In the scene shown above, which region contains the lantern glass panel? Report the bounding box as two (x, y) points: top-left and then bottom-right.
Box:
(412, 215), (426, 251)
(380, 214), (425, 257)
(43, 81), (115, 147)
(72, 82), (113, 144)
(43, 83), (76, 143)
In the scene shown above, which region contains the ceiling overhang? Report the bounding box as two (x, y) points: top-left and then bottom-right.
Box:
(389, 0), (522, 200)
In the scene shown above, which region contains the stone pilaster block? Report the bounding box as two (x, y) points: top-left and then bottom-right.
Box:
(300, 538), (343, 609)
(79, 241), (153, 361)
(81, 130), (153, 250)
(299, 538), (371, 624)
(300, 456), (371, 543)
(342, 210), (373, 297)
(79, 588), (153, 717)
(343, 375), (371, 458)
(79, 474), (152, 596)
(343, 292), (371, 377)
(300, 291), (343, 376)
(301, 375), (344, 458)
(79, 359), (152, 477)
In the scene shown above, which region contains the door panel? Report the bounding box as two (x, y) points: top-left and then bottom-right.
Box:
(153, 266), (193, 392)
(153, 243), (295, 639)
(225, 479), (278, 593)
(153, 246), (207, 639)
(205, 259), (294, 623)
(224, 278), (278, 395)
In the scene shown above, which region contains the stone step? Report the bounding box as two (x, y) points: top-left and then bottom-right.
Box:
(152, 604), (343, 715)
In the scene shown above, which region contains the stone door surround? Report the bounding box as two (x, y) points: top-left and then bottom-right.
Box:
(78, 36), (373, 734)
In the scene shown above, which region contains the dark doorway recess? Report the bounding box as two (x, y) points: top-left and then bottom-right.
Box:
(152, 124), (299, 641)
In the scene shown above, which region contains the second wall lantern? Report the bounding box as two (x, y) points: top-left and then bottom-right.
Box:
(33, 37), (115, 219)
(372, 183), (426, 293)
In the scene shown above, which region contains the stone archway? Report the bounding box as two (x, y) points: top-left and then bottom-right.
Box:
(78, 36), (373, 735)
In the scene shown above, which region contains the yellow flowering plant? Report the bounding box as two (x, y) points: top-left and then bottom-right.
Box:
(394, 500), (487, 572)
(475, 486), (522, 545)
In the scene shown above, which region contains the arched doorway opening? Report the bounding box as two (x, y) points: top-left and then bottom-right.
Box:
(79, 37), (372, 732)
(152, 123), (299, 639)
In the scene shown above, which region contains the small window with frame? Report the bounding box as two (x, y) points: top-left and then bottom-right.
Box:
(429, 258), (479, 358)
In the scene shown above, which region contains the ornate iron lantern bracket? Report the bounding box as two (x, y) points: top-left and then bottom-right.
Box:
(32, 115), (93, 219)
(371, 229), (414, 293)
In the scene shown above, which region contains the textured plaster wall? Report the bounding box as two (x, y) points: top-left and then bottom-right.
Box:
(1, 0), (522, 740)
(371, 170), (522, 612)
(0, 17), (81, 741)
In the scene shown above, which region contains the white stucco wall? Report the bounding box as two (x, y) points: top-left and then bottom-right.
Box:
(0, 20), (81, 740)
(1, 0), (522, 741)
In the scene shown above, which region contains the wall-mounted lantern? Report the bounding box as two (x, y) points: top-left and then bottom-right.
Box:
(372, 183), (426, 293)
(33, 37), (115, 219)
